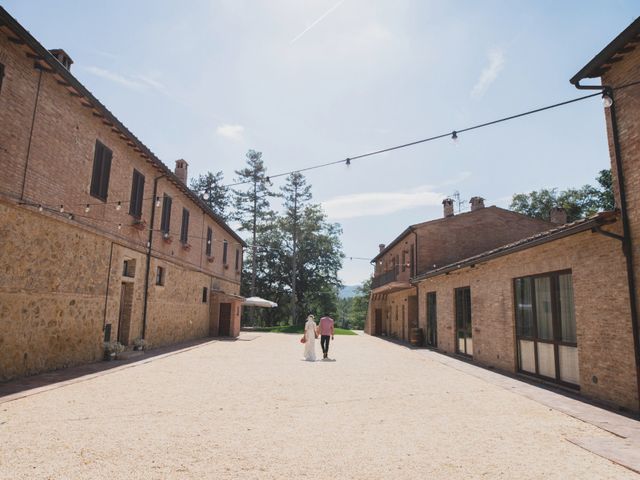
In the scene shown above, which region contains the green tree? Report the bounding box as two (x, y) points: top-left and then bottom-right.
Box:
(293, 204), (344, 324)
(189, 171), (230, 220)
(510, 169), (614, 222)
(349, 277), (372, 330)
(280, 172), (313, 325)
(596, 169), (615, 211)
(233, 150), (276, 311)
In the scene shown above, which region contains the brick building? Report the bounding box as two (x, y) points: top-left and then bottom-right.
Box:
(388, 17), (640, 412)
(366, 197), (552, 342)
(570, 15), (640, 413)
(0, 7), (245, 381)
(412, 213), (637, 411)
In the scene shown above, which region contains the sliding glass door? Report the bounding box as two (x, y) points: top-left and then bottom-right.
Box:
(514, 270), (579, 387)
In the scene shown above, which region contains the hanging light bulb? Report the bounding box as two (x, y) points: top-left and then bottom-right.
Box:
(602, 92), (613, 108)
(345, 158), (351, 166)
(116, 201), (122, 211)
(38, 205), (43, 212)
(451, 131), (459, 144)
(203, 193), (210, 200)
(59, 205), (64, 213)
(85, 204), (90, 213)
(155, 196), (161, 208)
(118, 223), (122, 230)
(68, 213), (74, 220)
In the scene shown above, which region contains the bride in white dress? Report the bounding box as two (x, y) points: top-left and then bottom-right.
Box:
(303, 315), (318, 361)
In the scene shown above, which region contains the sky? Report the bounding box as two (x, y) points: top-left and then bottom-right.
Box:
(4, 0), (638, 285)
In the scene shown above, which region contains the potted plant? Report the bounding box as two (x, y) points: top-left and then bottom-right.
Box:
(206, 256), (215, 263)
(103, 341), (125, 360)
(181, 243), (191, 251)
(133, 337), (149, 351)
(132, 219), (147, 231)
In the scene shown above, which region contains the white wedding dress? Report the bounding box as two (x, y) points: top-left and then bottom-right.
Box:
(303, 319), (317, 361)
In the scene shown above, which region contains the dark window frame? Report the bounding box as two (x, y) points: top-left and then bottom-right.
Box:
(156, 266), (165, 286)
(123, 259), (136, 278)
(90, 140), (112, 201)
(180, 208), (190, 244)
(160, 194), (172, 234)
(222, 240), (228, 265)
(426, 291), (437, 347)
(454, 286), (472, 356)
(206, 227), (213, 257)
(202, 287), (208, 303)
(0, 63), (5, 94)
(235, 248), (240, 271)
(129, 169), (145, 219)
(513, 269), (578, 388)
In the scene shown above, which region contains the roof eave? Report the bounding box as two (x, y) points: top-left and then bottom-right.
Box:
(570, 16), (640, 84)
(0, 7), (246, 248)
(412, 212), (618, 282)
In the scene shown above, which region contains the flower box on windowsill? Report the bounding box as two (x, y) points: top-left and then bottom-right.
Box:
(207, 256), (215, 263)
(132, 219), (147, 231)
(162, 233), (172, 244)
(182, 243), (192, 251)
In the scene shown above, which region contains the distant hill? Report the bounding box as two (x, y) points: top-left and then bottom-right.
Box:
(339, 285), (359, 298)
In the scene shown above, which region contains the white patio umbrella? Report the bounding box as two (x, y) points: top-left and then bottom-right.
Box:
(242, 296), (278, 308)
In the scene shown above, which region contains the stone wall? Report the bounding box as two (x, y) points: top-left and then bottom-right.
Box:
(0, 23), (243, 381)
(416, 223), (638, 411)
(0, 201), (109, 380)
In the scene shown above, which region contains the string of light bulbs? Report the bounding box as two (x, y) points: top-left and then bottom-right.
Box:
(28, 87), (620, 214)
(19, 82), (640, 253)
(221, 90), (608, 188)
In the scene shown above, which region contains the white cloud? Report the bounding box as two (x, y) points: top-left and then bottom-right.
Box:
(216, 124), (245, 141)
(471, 49), (505, 99)
(84, 66), (166, 93)
(322, 186), (444, 220)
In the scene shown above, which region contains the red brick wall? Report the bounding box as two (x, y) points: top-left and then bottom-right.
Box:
(417, 224), (638, 411)
(0, 24), (243, 379)
(414, 207), (552, 272)
(0, 32), (241, 285)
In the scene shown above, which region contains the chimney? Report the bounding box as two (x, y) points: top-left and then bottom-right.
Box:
(550, 207), (567, 225)
(378, 244), (386, 252)
(174, 159), (188, 184)
(443, 198), (454, 218)
(470, 196), (485, 211)
(49, 49), (73, 71)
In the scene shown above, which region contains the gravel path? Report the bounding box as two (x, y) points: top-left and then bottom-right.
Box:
(0, 333), (637, 479)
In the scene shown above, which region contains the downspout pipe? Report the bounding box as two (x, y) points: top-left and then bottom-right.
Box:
(413, 229), (421, 345)
(142, 174), (164, 339)
(575, 80), (640, 412)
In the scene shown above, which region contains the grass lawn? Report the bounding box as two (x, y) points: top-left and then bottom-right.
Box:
(253, 325), (357, 335)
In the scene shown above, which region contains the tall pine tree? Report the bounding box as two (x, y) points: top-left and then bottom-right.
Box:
(281, 172), (312, 325)
(190, 171), (230, 221)
(233, 150), (276, 324)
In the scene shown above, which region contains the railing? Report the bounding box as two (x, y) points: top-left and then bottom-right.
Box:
(372, 269), (397, 289)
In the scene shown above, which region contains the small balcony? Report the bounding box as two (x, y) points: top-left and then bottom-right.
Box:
(372, 269), (397, 289)
(372, 269), (412, 294)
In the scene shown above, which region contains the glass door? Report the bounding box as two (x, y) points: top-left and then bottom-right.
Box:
(514, 271), (579, 387)
(426, 292), (437, 347)
(455, 287), (472, 356)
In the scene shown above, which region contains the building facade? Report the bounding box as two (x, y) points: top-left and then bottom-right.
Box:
(366, 197), (552, 342)
(570, 15), (640, 414)
(413, 213), (638, 411)
(0, 7), (245, 381)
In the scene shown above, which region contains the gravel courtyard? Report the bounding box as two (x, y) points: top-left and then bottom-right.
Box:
(0, 332), (638, 479)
